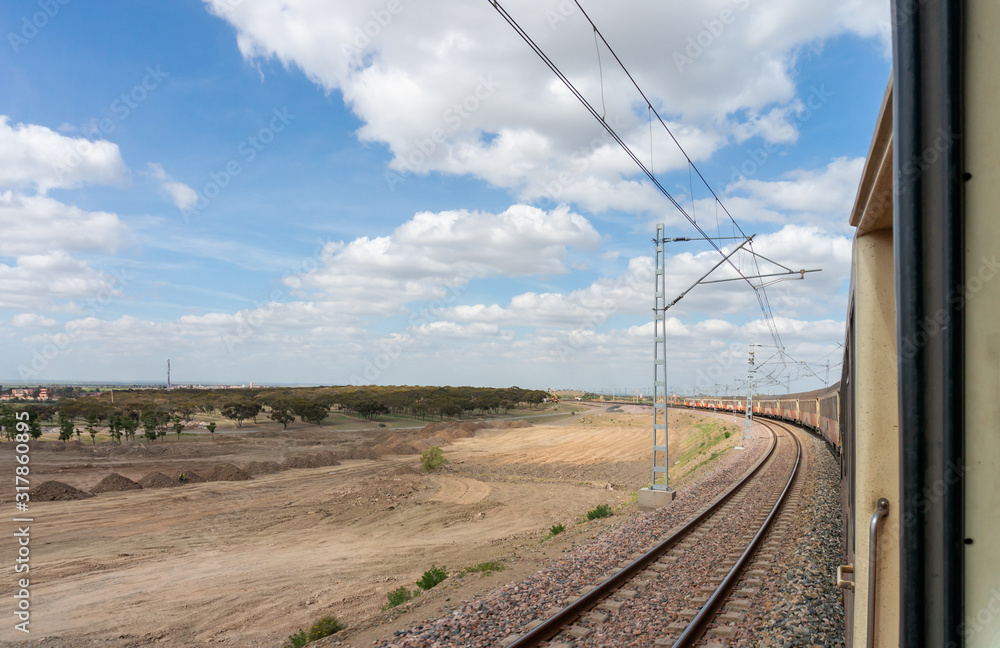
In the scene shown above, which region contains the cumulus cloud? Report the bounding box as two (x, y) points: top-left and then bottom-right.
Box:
(0, 116), (126, 193)
(289, 204), (600, 313)
(11, 313), (56, 328)
(0, 191), (128, 256)
(0, 251), (123, 311)
(148, 163), (199, 211)
(204, 0), (888, 213)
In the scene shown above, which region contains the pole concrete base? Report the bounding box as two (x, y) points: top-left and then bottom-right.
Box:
(638, 486), (676, 511)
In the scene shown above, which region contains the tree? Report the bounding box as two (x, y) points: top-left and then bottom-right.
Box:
(0, 405), (16, 441)
(142, 412), (158, 442)
(300, 402), (330, 426)
(86, 412), (97, 444)
(121, 412), (139, 442)
(28, 416), (42, 440)
(221, 401), (259, 428)
(269, 403), (295, 429)
(107, 414), (123, 444)
(207, 421), (216, 438)
(173, 418), (184, 440)
(57, 411), (74, 442)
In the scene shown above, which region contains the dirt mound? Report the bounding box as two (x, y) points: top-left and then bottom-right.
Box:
(90, 473), (142, 493)
(339, 446), (378, 460)
(206, 464), (252, 481)
(177, 471), (207, 484)
(138, 472), (180, 488)
(242, 460), (283, 475)
(32, 481), (94, 501)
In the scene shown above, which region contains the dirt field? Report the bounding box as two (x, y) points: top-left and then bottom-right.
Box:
(0, 405), (742, 647)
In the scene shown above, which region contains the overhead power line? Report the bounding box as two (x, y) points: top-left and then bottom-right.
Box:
(486, 0), (791, 352)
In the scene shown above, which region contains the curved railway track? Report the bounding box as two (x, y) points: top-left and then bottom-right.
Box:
(504, 420), (802, 648)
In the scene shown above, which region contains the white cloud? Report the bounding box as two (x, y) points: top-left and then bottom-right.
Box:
(11, 313), (56, 328)
(0, 116), (126, 193)
(0, 251), (122, 311)
(204, 0), (888, 213)
(290, 204), (600, 313)
(0, 191), (128, 256)
(729, 156), (865, 215)
(148, 163), (199, 211)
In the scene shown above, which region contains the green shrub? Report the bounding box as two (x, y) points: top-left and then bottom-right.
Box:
(724, 431), (731, 439)
(416, 565), (448, 590)
(541, 522), (566, 542)
(307, 616), (345, 641)
(459, 561), (506, 577)
(386, 586), (417, 608)
(420, 446), (449, 473)
(283, 630), (309, 648)
(586, 504), (613, 520)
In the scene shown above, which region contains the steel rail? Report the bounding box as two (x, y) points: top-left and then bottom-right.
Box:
(670, 420), (802, 647)
(505, 423), (780, 648)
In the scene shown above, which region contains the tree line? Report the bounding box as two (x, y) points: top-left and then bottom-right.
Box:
(0, 385), (549, 443)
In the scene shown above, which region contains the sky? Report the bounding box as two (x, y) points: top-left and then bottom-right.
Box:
(0, 0), (892, 393)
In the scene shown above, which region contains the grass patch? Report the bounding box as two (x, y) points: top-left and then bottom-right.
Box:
(416, 565), (448, 590)
(541, 522), (565, 542)
(458, 561), (506, 577)
(386, 586), (418, 609)
(283, 615), (345, 647)
(586, 504), (613, 520)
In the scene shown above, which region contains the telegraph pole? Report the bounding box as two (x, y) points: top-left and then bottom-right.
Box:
(743, 342), (761, 440)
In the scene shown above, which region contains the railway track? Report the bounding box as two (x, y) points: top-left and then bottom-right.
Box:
(503, 420), (802, 648)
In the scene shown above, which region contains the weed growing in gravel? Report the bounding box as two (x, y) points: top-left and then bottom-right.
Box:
(420, 446), (449, 473)
(284, 630), (309, 648)
(283, 615), (346, 647)
(541, 522), (566, 542)
(458, 561), (506, 577)
(307, 616), (345, 641)
(416, 565), (448, 590)
(386, 586), (418, 608)
(586, 504), (613, 520)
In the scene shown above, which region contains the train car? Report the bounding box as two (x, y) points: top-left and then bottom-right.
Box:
(836, 2), (998, 644)
(678, 4), (998, 646)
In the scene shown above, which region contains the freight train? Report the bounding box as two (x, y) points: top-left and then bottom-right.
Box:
(682, 2), (999, 646)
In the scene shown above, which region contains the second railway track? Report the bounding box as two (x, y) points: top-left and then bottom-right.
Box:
(505, 419), (802, 648)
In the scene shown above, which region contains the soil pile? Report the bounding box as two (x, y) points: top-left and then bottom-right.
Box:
(206, 464), (252, 481)
(32, 481), (94, 501)
(339, 446), (378, 460)
(138, 472), (180, 488)
(90, 473), (142, 493)
(177, 471), (207, 484)
(242, 460), (283, 475)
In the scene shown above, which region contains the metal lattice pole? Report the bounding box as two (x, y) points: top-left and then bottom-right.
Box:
(652, 224), (669, 490)
(743, 341), (756, 440)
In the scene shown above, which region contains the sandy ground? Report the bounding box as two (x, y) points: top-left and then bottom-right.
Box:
(0, 405), (741, 647)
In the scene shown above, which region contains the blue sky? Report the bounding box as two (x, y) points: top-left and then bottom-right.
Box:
(0, 0), (891, 392)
